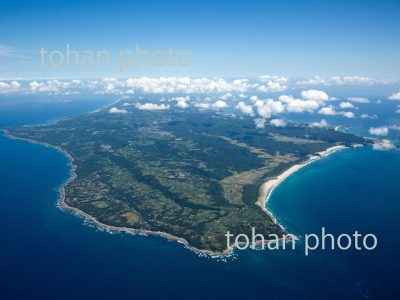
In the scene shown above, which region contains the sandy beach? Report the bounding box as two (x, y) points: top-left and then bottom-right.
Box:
(256, 145), (347, 224)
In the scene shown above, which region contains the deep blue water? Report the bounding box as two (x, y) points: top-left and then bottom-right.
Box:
(0, 98), (399, 299)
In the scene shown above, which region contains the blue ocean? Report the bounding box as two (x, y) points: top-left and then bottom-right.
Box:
(0, 96), (399, 299)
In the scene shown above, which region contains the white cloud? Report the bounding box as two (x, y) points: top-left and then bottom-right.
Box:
(220, 92), (232, 100)
(318, 106), (337, 116)
(361, 113), (377, 119)
(278, 95), (320, 113)
(301, 90), (330, 102)
(342, 111), (355, 118)
(292, 100), (321, 113)
(331, 76), (375, 85)
(373, 140), (396, 151)
(347, 97), (370, 103)
(309, 119), (328, 128)
(0, 82), (11, 92)
(249, 95), (259, 102)
(339, 102), (356, 109)
(29, 80), (74, 93)
(388, 92), (400, 100)
(235, 102), (254, 116)
(369, 127), (389, 136)
(0, 82), (9, 88)
(296, 76), (327, 86)
(389, 125), (400, 131)
(270, 118), (287, 127)
(109, 107), (128, 114)
(211, 100), (228, 109)
(254, 118), (266, 129)
(257, 75), (288, 93)
(171, 96), (190, 102)
(135, 103), (170, 110)
(279, 95), (320, 113)
(318, 105), (354, 118)
(0, 80), (22, 93)
(297, 76), (395, 86)
(10, 81), (21, 89)
(254, 98), (285, 118)
(176, 100), (189, 108)
(171, 96), (190, 108)
(194, 103), (211, 109)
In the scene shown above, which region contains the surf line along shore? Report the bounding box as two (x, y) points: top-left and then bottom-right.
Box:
(256, 145), (347, 225)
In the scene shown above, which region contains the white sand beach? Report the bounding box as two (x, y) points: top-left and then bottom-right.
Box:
(256, 145), (347, 221)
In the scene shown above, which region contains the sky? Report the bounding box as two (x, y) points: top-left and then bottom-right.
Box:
(0, 0), (400, 79)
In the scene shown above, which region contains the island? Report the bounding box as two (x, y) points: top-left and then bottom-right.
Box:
(2, 101), (367, 255)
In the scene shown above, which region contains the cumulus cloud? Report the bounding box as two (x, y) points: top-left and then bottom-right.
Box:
(109, 107), (128, 114)
(211, 100), (228, 109)
(369, 126), (389, 136)
(309, 119), (328, 128)
(270, 118), (287, 127)
(278, 95), (320, 113)
(235, 102), (254, 116)
(257, 75), (288, 93)
(254, 118), (266, 129)
(301, 90), (330, 102)
(318, 106), (354, 118)
(135, 103), (170, 110)
(29, 80), (76, 93)
(254, 98), (285, 118)
(276, 90), (332, 114)
(249, 95), (259, 102)
(176, 100), (189, 108)
(171, 96), (190, 108)
(318, 106), (337, 116)
(373, 140), (396, 151)
(388, 92), (400, 100)
(339, 102), (356, 109)
(220, 92), (232, 100)
(347, 97), (370, 103)
(342, 111), (355, 118)
(0, 80), (22, 93)
(0, 82), (11, 91)
(10, 81), (21, 89)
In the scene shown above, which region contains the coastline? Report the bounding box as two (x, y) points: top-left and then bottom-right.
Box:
(0, 129), (233, 258)
(256, 145), (347, 228)
(0, 129), (352, 257)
